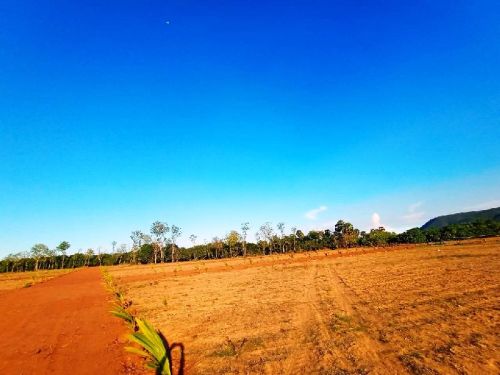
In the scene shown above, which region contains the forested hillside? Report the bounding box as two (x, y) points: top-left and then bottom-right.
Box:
(422, 207), (500, 229)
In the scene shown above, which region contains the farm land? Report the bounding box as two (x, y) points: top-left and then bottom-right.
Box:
(107, 237), (500, 374)
(0, 268), (72, 293)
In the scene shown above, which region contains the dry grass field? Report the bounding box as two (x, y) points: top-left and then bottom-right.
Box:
(0, 268), (73, 293)
(109, 238), (500, 374)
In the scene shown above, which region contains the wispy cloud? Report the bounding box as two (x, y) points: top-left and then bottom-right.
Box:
(465, 199), (500, 211)
(403, 201), (425, 222)
(305, 205), (327, 220)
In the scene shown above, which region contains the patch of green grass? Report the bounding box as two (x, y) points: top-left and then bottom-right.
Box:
(329, 313), (367, 333)
(211, 337), (249, 357)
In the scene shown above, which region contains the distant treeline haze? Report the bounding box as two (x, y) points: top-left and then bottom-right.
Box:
(1, 219), (499, 273)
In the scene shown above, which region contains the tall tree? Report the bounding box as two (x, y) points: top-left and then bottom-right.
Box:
(212, 237), (223, 259)
(189, 234), (197, 246)
(170, 225), (182, 262)
(85, 248), (94, 266)
(334, 220), (359, 248)
(130, 230), (144, 264)
(115, 244), (127, 264)
(241, 222), (250, 257)
(151, 221), (169, 263)
(259, 222), (274, 254)
(31, 243), (48, 271)
(111, 240), (117, 253)
(56, 241), (70, 269)
(290, 227), (297, 252)
(277, 222), (285, 253)
(226, 230), (241, 257)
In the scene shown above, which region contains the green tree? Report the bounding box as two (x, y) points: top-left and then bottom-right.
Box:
(130, 230), (144, 264)
(334, 220), (359, 248)
(56, 241), (71, 269)
(290, 227), (297, 252)
(31, 243), (48, 271)
(85, 248), (94, 266)
(226, 230), (241, 257)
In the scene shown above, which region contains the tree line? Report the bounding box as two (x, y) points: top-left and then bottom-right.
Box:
(1, 219), (499, 273)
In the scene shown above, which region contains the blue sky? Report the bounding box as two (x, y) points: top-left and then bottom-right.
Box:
(1, 1), (499, 255)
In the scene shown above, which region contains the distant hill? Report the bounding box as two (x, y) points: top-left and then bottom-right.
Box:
(421, 207), (500, 229)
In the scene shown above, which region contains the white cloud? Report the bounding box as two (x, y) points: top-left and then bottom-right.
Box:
(403, 201), (425, 222)
(371, 212), (381, 228)
(465, 199), (500, 211)
(305, 205), (327, 220)
(369, 212), (401, 232)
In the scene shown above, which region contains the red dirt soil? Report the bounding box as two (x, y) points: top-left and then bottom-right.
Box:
(0, 268), (140, 375)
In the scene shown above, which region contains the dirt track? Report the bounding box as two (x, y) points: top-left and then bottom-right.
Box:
(0, 268), (138, 375)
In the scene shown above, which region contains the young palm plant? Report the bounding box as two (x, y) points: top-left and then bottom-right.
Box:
(126, 318), (171, 375)
(103, 268), (172, 375)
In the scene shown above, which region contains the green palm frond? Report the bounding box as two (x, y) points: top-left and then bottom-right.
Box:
(125, 345), (150, 358)
(111, 305), (135, 326)
(128, 318), (171, 375)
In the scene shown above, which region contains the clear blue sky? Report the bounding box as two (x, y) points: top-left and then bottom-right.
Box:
(1, 1), (499, 255)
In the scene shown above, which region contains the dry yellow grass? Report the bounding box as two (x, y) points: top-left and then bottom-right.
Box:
(109, 238), (500, 374)
(0, 268), (73, 293)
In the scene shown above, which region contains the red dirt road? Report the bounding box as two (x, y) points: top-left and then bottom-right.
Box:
(0, 268), (139, 375)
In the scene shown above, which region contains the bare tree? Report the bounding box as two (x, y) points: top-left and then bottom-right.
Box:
(151, 221), (169, 263)
(111, 240), (117, 253)
(170, 225), (182, 262)
(259, 223), (274, 254)
(189, 234), (197, 246)
(96, 247), (103, 266)
(241, 222), (250, 256)
(277, 222), (285, 253)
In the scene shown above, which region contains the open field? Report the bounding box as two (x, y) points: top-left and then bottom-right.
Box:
(0, 268), (73, 293)
(109, 238), (500, 374)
